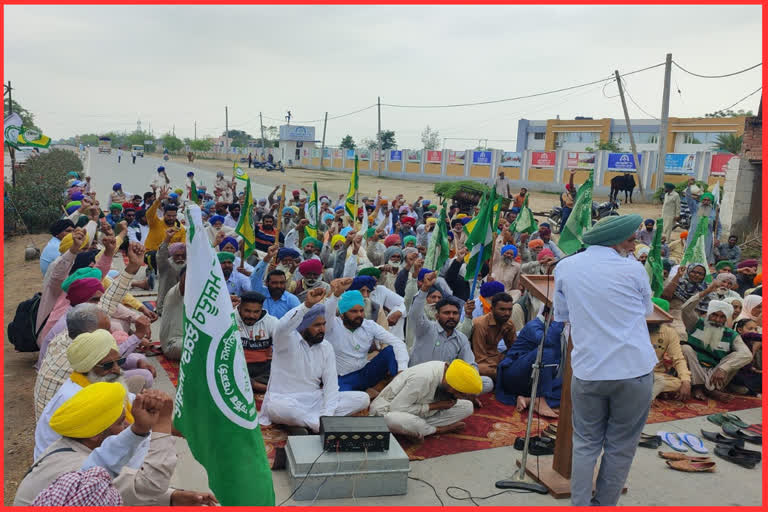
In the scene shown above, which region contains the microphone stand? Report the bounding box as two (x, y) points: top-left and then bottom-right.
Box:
(496, 264), (559, 494)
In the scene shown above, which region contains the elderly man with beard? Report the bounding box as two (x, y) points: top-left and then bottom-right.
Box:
(491, 244), (522, 299)
(214, 170), (236, 204)
(289, 258), (330, 302)
(34, 329), (145, 460)
(260, 287), (370, 436)
(159, 266), (186, 360)
(155, 228), (185, 316)
(205, 214), (236, 245)
(687, 192), (721, 264)
(680, 298), (752, 402)
(249, 245), (301, 318)
(553, 215), (657, 506)
(409, 273), (494, 395)
(324, 278), (409, 399)
(645, 298), (691, 403)
(236, 292), (279, 393)
(218, 251), (251, 296)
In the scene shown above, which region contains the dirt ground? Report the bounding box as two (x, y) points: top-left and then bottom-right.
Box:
(3, 232), (50, 505)
(1, 166), (668, 505)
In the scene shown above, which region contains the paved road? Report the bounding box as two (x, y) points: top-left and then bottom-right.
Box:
(84, 148), (278, 206)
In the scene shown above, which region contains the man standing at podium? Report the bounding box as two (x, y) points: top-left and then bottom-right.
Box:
(553, 215), (657, 506)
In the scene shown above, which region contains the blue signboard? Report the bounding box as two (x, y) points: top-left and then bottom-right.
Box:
(346, 149), (355, 159)
(390, 150), (402, 162)
(607, 152), (642, 171)
(472, 151), (492, 165)
(664, 153), (695, 175)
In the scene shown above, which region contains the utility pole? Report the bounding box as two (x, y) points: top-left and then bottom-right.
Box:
(259, 112), (265, 157)
(614, 70), (645, 196)
(657, 53), (673, 186)
(194, 121), (197, 141)
(172, 124), (175, 137)
(320, 111), (328, 169)
(4, 81), (16, 187)
(225, 106), (229, 159)
(377, 96), (382, 176)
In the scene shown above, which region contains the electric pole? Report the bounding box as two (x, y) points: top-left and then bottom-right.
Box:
(259, 112), (265, 157)
(4, 81), (16, 187)
(320, 112), (328, 169)
(614, 70), (645, 196)
(194, 121), (197, 141)
(657, 53), (673, 183)
(377, 96), (382, 176)
(225, 106), (229, 159)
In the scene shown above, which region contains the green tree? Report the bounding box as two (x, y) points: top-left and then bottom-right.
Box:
(190, 139), (213, 151)
(585, 139), (622, 152)
(162, 133), (183, 153)
(225, 129), (252, 148)
(714, 133), (743, 154)
(705, 109), (753, 118)
(381, 130), (396, 150)
(421, 125), (440, 150)
(339, 135), (356, 150)
(3, 99), (41, 132)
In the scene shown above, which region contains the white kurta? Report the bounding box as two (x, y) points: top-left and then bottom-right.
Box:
(259, 303), (368, 432)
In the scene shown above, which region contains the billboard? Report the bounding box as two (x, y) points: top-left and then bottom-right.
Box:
(407, 150), (421, 162)
(500, 152), (522, 167)
(346, 149), (355, 159)
(279, 125), (316, 142)
(390, 150), (403, 162)
(531, 151), (556, 168)
(566, 152), (596, 169)
(358, 149), (370, 161)
(710, 153), (736, 177)
(607, 152), (642, 171)
(427, 150), (442, 163)
(472, 151), (492, 165)
(664, 153), (695, 175)
(448, 150), (466, 164)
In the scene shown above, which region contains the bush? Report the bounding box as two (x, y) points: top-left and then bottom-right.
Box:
(5, 148), (82, 233)
(434, 180), (490, 199)
(652, 179), (708, 203)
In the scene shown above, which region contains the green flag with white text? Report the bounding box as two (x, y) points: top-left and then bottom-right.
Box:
(557, 172), (594, 255)
(510, 194), (538, 235)
(645, 218), (665, 297)
(175, 205), (274, 506)
(680, 211), (712, 283)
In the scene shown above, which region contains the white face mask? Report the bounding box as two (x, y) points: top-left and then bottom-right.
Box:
(304, 277), (318, 286)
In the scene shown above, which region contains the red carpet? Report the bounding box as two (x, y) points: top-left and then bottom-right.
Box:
(155, 356), (761, 464)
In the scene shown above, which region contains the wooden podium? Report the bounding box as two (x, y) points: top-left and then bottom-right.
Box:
(516, 275), (673, 499)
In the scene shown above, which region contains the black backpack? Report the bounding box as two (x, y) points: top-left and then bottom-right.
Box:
(7, 293), (46, 352)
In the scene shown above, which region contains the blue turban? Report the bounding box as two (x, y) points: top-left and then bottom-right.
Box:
(459, 217), (472, 225)
(219, 237), (238, 251)
(539, 222), (550, 229)
(157, 166), (165, 172)
(418, 268), (433, 282)
(210, 215), (225, 225)
(187, 171), (194, 177)
(112, 183), (122, 191)
(282, 207), (294, 215)
(322, 213), (335, 223)
(339, 290), (365, 314)
(350, 276), (377, 292)
(67, 171), (80, 178)
(277, 248), (300, 261)
(422, 199), (431, 206)
(511, 207), (521, 214)
(204, 200), (215, 211)
(340, 227), (353, 236)
(480, 280), (505, 298)
(501, 244), (518, 257)
(70, 192), (84, 201)
(334, 205), (344, 212)
(297, 303), (325, 333)
(645, 218), (655, 225)
(169, 193), (178, 199)
(66, 205), (80, 215)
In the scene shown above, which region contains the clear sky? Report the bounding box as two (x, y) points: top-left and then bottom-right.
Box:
(4, 4), (762, 149)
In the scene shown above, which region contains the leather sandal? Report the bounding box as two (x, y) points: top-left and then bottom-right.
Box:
(638, 435), (662, 449)
(708, 413), (748, 428)
(701, 430), (745, 448)
(714, 445), (761, 469)
(723, 423), (763, 444)
(665, 460), (716, 472)
(658, 451), (711, 462)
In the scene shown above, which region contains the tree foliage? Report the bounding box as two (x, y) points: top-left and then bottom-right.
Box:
(705, 109), (753, 118)
(339, 135), (356, 150)
(585, 139), (622, 152)
(421, 125), (440, 150)
(714, 133), (743, 154)
(162, 133), (183, 153)
(190, 139), (213, 151)
(5, 148), (82, 232)
(224, 129), (253, 148)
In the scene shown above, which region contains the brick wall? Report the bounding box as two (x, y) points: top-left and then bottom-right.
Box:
(742, 104), (762, 162)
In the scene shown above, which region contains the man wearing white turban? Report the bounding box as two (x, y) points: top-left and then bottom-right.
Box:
(681, 299), (753, 402)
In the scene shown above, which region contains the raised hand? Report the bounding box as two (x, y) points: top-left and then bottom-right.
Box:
(126, 242), (146, 272)
(68, 228), (86, 254)
(165, 226), (179, 242)
(464, 300), (475, 316)
(305, 286), (326, 307)
(420, 271), (437, 291)
(404, 251), (419, 269)
(102, 235), (117, 254)
(330, 277), (354, 297)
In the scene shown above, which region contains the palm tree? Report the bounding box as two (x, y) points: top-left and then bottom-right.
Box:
(714, 133), (743, 154)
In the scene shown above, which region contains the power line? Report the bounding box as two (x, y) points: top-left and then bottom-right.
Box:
(716, 86), (763, 113)
(620, 78), (659, 120)
(672, 60), (762, 79)
(381, 62), (665, 109)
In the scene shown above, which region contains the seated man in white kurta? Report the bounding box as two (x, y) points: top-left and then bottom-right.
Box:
(258, 287), (370, 433)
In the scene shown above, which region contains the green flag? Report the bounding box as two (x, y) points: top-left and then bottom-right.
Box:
(464, 189), (498, 281)
(306, 181), (319, 239)
(680, 211), (712, 282)
(190, 179), (199, 203)
(234, 176), (256, 258)
(645, 218), (665, 297)
(233, 161), (248, 181)
(509, 194), (538, 234)
(557, 172), (594, 255)
(424, 201), (450, 272)
(176, 206), (275, 506)
(345, 156), (359, 220)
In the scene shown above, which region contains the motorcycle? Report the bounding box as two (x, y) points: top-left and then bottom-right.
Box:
(677, 201), (692, 230)
(546, 200), (620, 233)
(265, 161), (285, 173)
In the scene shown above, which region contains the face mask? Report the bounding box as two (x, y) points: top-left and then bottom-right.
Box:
(304, 277), (318, 286)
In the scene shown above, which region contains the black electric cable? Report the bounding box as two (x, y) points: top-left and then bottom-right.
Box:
(716, 86), (763, 113)
(277, 447), (329, 506)
(409, 476), (445, 506)
(672, 60), (761, 79)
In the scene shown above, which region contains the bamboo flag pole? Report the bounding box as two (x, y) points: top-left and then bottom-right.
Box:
(274, 184), (286, 247)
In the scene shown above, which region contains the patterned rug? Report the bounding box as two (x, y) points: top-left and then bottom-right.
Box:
(155, 356), (761, 465)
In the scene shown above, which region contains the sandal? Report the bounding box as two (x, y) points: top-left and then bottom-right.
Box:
(658, 451), (711, 462)
(708, 413), (748, 428)
(701, 430), (745, 448)
(679, 433), (708, 454)
(658, 431), (687, 452)
(665, 460), (716, 472)
(723, 423), (763, 444)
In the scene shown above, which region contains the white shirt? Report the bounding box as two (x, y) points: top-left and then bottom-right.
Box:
(225, 270), (251, 296)
(553, 245), (657, 381)
(324, 295), (409, 376)
(371, 285), (407, 339)
(260, 304), (341, 426)
(224, 214), (239, 228)
(127, 223), (149, 245)
(34, 379), (136, 461)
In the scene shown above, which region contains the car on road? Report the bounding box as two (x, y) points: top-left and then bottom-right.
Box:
(131, 144), (144, 157)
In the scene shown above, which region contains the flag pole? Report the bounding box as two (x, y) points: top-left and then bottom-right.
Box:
(469, 243), (485, 299)
(274, 184), (286, 248)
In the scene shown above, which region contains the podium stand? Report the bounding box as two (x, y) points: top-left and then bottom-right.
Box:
(517, 275), (673, 499)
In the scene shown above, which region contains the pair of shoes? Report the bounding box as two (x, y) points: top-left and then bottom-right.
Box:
(701, 430), (745, 448)
(513, 436), (554, 455)
(723, 423), (762, 444)
(665, 460), (716, 472)
(713, 444), (761, 469)
(707, 413), (748, 428)
(658, 451), (712, 462)
(639, 433), (662, 449)
(658, 431), (708, 453)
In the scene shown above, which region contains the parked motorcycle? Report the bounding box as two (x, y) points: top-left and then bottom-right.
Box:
(265, 161), (285, 173)
(677, 201), (692, 230)
(546, 200), (620, 233)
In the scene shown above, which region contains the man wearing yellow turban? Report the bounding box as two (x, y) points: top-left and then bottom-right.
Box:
(16, 386), (217, 506)
(369, 360), (481, 439)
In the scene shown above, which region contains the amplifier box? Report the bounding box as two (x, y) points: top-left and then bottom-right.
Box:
(319, 416), (390, 452)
